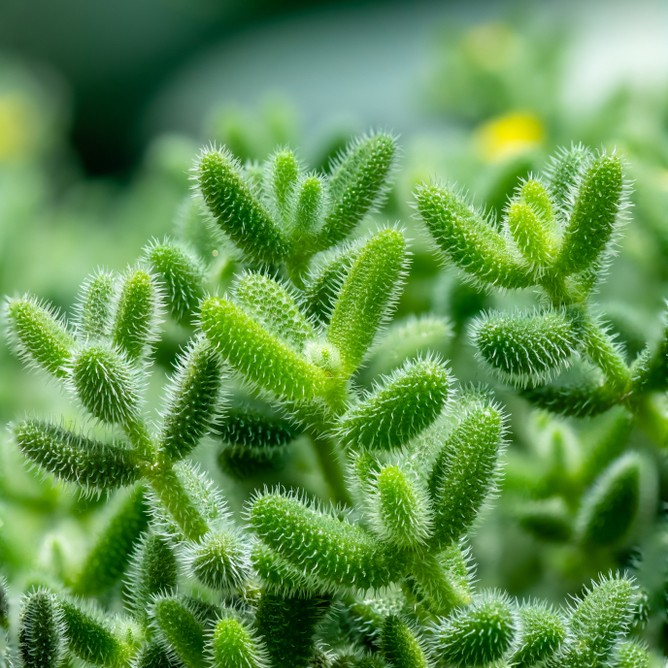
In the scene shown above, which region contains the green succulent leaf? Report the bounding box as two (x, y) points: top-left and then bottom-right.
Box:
(561, 574), (636, 667)
(506, 200), (555, 268)
(74, 270), (116, 339)
(151, 596), (206, 668)
(428, 395), (506, 548)
(556, 152), (624, 276)
(471, 308), (582, 386)
(14, 419), (141, 491)
(414, 184), (530, 289)
(216, 405), (296, 479)
(5, 296), (75, 378)
(112, 268), (161, 362)
(249, 492), (401, 591)
(336, 357), (450, 451)
(210, 614), (269, 668)
(510, 603), (565, 668)
(250, 543), (312, 596)
(231, 271), (315, 350)
(302, 239), (363, 321)
(183, 528), (250, 593)
(18, 590), (64, 668)
(144, 240), (206, 325)
(127, 533), (178, 623)
(291, 173), (328, 247)
(265, 148), (300, 223)
(381, 615), (429, 668)
(200, 296), (327, 403)
(72, 485), (149, 596)
(70, 343), (141, 424)
(366, 464), (432, 549)
(576, 453), (654, 548)
(612, 640), (651, 668)
(432, 593), (516, 668)
(319, 132), (397, 247)
(255, 592), (329, 668)
(328, 228), (407, 374)
(159, 337), (223, 462)
(197, 147), (290, 263)
(59, 598), (127, 667)
(522, 380), (620, 417)
(546, 144), (591, 215)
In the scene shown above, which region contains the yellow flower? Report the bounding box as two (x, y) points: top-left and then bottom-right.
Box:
(0, 93), (35, 162)
(475, 111), (545, 163)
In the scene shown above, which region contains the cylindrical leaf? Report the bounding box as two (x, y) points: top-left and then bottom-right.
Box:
(197, 148), (290, 263)
(471, 308), (581, 386)
(291, 174), (327, 244)
(19, 591), (63, 668)
(14, 420), (141, 491)
(112, 269), (161, 361)
(336, 357), (450, 451)
(60, 599), (127, 666)
(415, 184), (530, 289)
(510, 603), (565, 668)
(367, 465), (432, 548)
(5, 296), (74, 378)
(200, 296), (327, 403)
(151, 596), (205, 668)
(265, 148), (300, 222)
(556, 153), (624, 275)
(159, 337), (223, 462)
(232, 272), (315, 350)
(382, 616), (428, 668)
(71, 344), (141, 424)
(328, 228), (407, 373)
(249, 492), (400, 591)
(562, 575), (635, 665)
(72, 485), (149, 596)
(127, 533), (178, 623)
(319, 132), (396, 246)
(144, 241), (205, 325)
(255, 592), (329, 668)
(210, 615), (268, 668)
(184, 529), (250, 592)
(432, 593), (516, 668)
(576, 453), (654, 547)
(546, 144), (590, 214)
(428, 396), (506, 547)
(74, 270), (115, 339)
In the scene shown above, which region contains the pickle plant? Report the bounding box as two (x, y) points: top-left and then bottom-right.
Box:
(1, 134), (661, 667)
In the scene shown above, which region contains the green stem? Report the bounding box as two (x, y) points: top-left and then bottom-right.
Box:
(146, 467), (210, 541)
(410, 552), (470, 616)
(123, 417), (156, 462)
(541, 274), (575, 306)
(632, 394), (668, 449)
(580, 315), (631, 392)
(309, 432), (352, 506)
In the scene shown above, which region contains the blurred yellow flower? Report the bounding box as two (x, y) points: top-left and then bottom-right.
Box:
(475, 111), (545, 163)
(0, 93), (35, 162)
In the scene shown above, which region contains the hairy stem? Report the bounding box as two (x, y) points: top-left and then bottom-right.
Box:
(580, 316), (631, 392)
(146, 467), (210, 541)
(410, 552), (471, 616)
(632, 394), (668, 449)
(309, 431), (352, 506)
